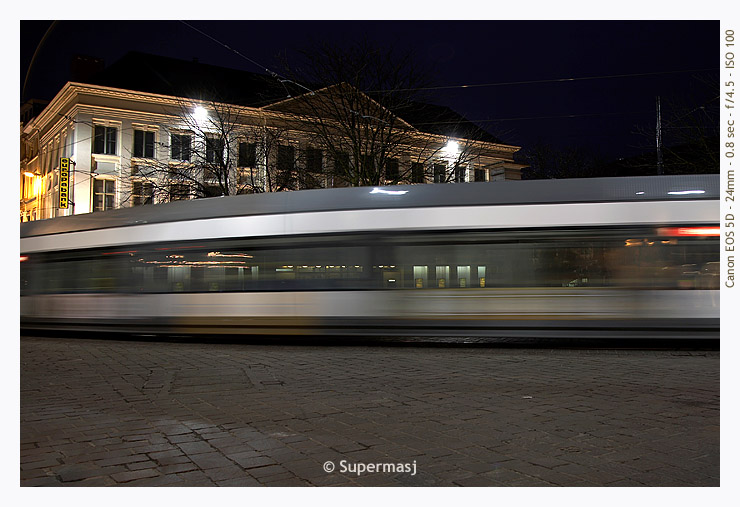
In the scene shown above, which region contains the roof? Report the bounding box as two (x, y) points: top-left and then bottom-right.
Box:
(84, 51), (297, 108)
(388, 101), (503, 144)
(81, 51), (502, 141)
(20, 175), (719, 239)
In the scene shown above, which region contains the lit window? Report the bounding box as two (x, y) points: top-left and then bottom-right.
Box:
(93, 179), (116, 211)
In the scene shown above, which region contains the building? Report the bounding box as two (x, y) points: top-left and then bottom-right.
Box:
(20, 52), (525, 222)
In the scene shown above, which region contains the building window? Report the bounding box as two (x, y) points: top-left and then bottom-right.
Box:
(411, 162), (424, 183)
(93, 126), (117, 155)
(454, 163), (465, 183)
(433, 163), (446, 183)
(238, 142), (257, 167)
(474, 167), (486, 182)
(334, 152), (350, 173)
(277, 145), (294, 171)
(169, 183), (190, 201)
(132, 181), (153, 206)
(237, 167), (252, 185)
(360, 154), (375, 176)
(330, 152), (351, 187)
(306, 148), (323, 174)
(133, 130), (155, 158)
(93, 179), (115, 212)
(206, 136), (224, 164)
(171, 134), (191, 161)
(203, 184), (221, 197)
(386, 158), (399, 181)
(276, 145), (296, 189)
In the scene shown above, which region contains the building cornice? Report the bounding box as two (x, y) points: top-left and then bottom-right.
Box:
(24, 81), (521, 158)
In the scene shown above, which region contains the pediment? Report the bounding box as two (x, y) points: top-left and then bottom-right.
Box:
(263, 82), (415, 130)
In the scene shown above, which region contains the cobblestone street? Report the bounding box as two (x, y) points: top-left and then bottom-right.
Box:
(20, 336), (719, 486)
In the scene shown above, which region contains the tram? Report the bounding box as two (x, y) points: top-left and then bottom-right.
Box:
(20, 175), (720, 338)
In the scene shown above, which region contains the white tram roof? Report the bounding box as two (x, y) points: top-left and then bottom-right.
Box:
(20, 174), (719, 238)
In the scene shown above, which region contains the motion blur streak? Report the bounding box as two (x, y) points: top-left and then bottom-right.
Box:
(20, 175), (720, 339)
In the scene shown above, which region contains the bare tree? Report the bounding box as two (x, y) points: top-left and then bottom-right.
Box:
(120, 99), (239, 205)
(120, 99), (307, 205)
(119, 43), (512, 205)
(517, 140), (606, 180)
(272, 39), (490, 186)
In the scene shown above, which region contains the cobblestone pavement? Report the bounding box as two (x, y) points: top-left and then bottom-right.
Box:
(20, 336), (719, 486)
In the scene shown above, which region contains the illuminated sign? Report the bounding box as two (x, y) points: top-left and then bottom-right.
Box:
(59, 157), (70, 209)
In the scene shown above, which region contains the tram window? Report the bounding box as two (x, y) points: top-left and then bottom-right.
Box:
(413, 266), (428, 288)
(457, 266), (470, 288)
(22, 227), (720, 296)
(436, 266), (449, 288)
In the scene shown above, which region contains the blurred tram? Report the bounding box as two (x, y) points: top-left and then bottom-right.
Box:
(20, 175), (720, 339)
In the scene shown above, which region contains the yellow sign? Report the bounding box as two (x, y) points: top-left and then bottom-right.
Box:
(59, 157), (69, 209)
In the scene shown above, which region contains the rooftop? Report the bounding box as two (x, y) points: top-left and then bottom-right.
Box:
(83, 51), (503, 143)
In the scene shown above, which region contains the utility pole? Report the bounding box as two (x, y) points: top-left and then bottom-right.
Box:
(656, 96), (664, 175)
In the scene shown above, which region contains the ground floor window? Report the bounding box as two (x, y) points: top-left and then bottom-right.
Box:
(93, 179), (115, 212)
(132, 181), (154, 206)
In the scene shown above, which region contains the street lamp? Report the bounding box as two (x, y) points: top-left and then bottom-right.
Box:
(442, 140), (460, 158)
(192, 105), (209, 127)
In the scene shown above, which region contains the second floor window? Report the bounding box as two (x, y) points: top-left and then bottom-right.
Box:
(171, 134), (191, 161)
(306, 148), (323, 174)
(133, 130), (155, 158)
(238, 142), (257, 167)
(206, 137), (224, 164)
(93, 126), (117, 155)
(386, 158), (399, 181)
(411, 162), (424, 183)
(433, 163), (446, 183)
(277, 145), (295, 172)
(454, 164), (465, 183)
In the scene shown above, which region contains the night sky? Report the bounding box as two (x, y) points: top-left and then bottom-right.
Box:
(20, 19), (719, 161)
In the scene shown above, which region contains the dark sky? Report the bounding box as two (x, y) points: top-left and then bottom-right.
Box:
(20, 20), (719, 160)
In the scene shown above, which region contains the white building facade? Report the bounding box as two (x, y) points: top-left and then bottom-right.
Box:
(20, 80), (524, 222)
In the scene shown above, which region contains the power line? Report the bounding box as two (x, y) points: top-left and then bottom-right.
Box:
(179, 21), (315, 97)
(370, 68), (719, 93)
(411, 109), (655, 125)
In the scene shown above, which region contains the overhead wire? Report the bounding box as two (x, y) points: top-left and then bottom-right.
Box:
(368, 68), (719, 93)
(179, 21), (315, 97)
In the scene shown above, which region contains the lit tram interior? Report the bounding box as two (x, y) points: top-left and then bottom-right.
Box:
(21, 226), (720, 295)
